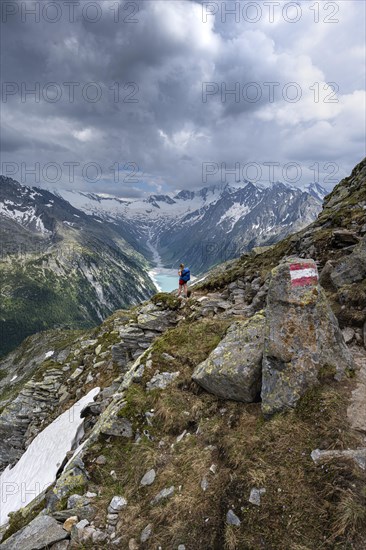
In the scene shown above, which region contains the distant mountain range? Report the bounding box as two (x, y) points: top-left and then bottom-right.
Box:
(55, 180), (328, 272)
(0, 175), (328, 355)
(0, 176), (156, 356)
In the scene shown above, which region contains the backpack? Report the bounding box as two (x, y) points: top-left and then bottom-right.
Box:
(181, 268), (190, 282)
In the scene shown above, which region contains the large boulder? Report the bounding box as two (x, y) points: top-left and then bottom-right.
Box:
(192, 313), (265, 402)
(261, 258), (355, 417)
(0, 515), (68, 549)
(330, 235), (366, 288)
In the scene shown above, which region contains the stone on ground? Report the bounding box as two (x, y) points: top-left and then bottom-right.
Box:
(261, 258), (355, 416)
(140, 523), (153, 542)
(140, 468), (156, 486)
(146, 371), (179, 391)
(311, 448), (366, 470)
(249, 487), (266, 506)
(0, 515), (68, 550)
(108, 495), (127, 512)
(150, 486), (174, 505)
(347, 348), (366, 433)
(63, 515), (78, 532)
(226, 509), (241, 526)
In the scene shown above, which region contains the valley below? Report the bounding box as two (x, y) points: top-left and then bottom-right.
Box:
(0, 158), (365, 549)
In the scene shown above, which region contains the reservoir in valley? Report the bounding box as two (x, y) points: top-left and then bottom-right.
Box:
(147, 239), (179, 292)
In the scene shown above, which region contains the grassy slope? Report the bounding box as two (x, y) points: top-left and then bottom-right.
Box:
(1, 305), (365, 548)
(81, 315), (365, 550)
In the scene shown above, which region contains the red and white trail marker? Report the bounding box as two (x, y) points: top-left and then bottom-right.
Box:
(290, 262), (318, 288)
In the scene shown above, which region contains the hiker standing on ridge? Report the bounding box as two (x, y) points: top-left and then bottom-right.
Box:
(178, 263), (190, 298)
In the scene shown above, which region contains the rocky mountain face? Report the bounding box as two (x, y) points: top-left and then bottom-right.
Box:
(0, 159), (365, 549)
(56, 180), (325, 273)
(0, 177), (156, 357)
(159, 181), (324, 273)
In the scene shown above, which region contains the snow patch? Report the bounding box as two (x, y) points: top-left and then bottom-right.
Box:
(218, 203), (250, 231)
(0, 202), (50, 235)
(0, 387), (100, 526)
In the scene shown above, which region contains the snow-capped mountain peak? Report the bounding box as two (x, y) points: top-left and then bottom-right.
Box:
(303, 182), (329, 202)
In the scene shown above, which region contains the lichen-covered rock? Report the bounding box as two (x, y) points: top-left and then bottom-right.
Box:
(192, 313), (265, 402)
(0, 515), (68, 550)
(146, 371), (180, 391)
(50, 457), (88, 505)
(100, 417), (133, 438)
(52, 505), (95, 522)
(330, 235), (366, 287)
(261, 258), (355, 416)
(137, 305), (177, 332)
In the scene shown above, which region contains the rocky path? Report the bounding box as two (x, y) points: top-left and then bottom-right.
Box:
(347, 346), (366, 437)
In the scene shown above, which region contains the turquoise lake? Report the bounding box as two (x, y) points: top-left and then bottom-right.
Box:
(150, 268), (179, 292)
(154, 273), (179, 292)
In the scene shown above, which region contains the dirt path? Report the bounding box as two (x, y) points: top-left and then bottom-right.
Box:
(347, 346), (366, 438)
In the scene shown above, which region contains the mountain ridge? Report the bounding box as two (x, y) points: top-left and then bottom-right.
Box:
(0, 176), (157, 357)
(51, 179), (327, 272)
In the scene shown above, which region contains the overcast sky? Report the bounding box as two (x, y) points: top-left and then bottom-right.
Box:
(1, 0), (365, 197)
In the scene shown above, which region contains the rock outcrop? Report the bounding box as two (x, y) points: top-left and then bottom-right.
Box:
(193, 258), (355, 415)
(330, 235), (366, 288)
(261, 258), (355, 416)
(0, 515), (68, 550)
(0, 369), (65, 473)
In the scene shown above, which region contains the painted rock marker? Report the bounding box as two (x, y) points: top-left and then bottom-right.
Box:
(261, 257), (355, 416)
(289, 261), (318, 287)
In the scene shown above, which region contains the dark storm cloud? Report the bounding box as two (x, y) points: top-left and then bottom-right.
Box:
(1, 0), (365, 196)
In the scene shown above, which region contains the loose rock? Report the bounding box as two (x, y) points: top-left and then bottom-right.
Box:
(146, 371), (180, 391)
(311, 448), (366, 470)
(150, 486), (175, 505)
(226, 509), (241, 526)
(141, 523), (153, 542)
(108, 495), (127, 512)
(342, 327), (355, 344)
(140, 468), (156, 486)
(63, 515), (78, 532)
(249, 487), (266, 506)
